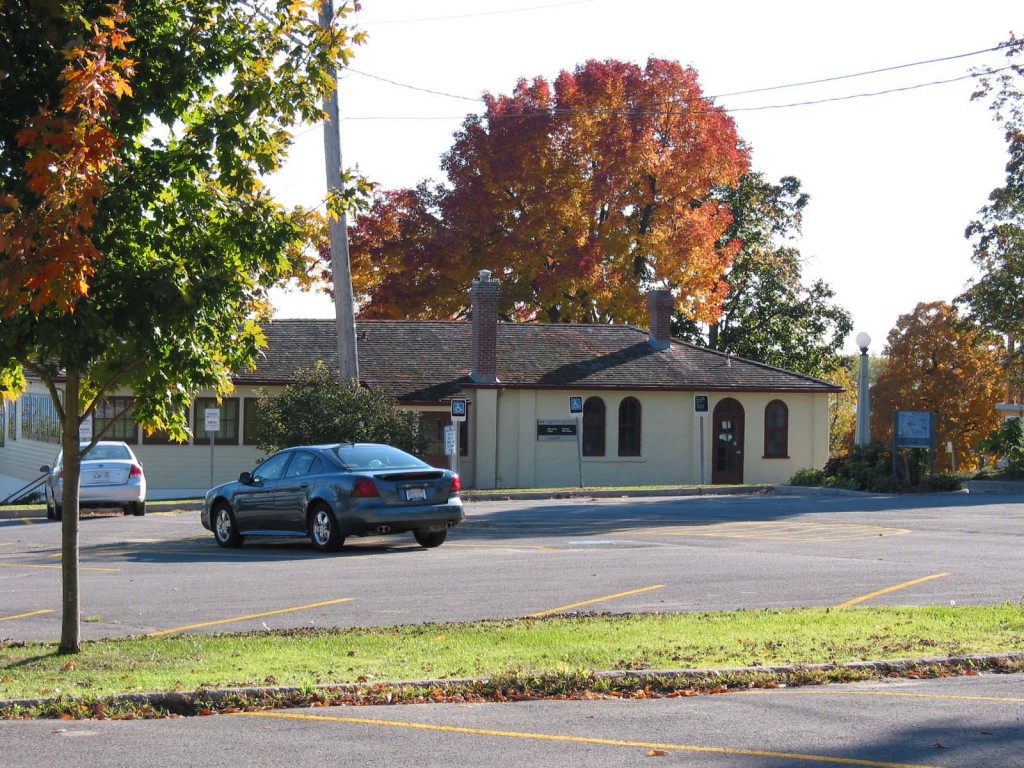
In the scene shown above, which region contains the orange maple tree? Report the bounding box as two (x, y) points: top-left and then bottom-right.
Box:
(870, 301), (1005, 472)
(348, 58), (750, 324)
(0, 1), (135, 315)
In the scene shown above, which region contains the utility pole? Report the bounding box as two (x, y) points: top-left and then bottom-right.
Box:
(319, 0), (359, 382)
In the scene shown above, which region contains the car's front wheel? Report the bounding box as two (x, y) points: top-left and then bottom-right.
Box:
(309, 503), (344, 552)
(414, 528), (447, 548)
(212, 502), (243, 548)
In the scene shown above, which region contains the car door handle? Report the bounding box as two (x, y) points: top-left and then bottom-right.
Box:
(300, 483), (309, 489)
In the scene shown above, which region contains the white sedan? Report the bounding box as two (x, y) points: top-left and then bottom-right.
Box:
(41, 441), (147, 520)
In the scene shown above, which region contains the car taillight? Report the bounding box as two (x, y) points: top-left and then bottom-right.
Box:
(129, 464), (143, 477)
(351, 477), (379, 498)
(57, 470), (64, 480)
(451, 474), (461, 493)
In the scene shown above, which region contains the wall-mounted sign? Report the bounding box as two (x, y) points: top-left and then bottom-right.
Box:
(537, 419), (577, 441)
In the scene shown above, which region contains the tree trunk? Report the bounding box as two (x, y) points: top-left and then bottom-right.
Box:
(58, 371), (81, 654)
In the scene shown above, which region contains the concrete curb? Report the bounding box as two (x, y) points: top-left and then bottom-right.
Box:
(3, 651), (1022, 717)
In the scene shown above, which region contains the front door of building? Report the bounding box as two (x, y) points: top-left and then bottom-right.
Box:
(419, 412), (450, 468)
(712, 398), (744, 485)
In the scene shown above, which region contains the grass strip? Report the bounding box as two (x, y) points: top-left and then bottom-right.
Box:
(3, 605), (1023, 716)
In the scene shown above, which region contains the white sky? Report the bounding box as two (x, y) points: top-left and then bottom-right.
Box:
(269, 0), (1020, 355)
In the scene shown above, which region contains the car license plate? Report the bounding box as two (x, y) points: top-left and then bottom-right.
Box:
(91, 471), (111, 482)
(405, 487), (427, 501)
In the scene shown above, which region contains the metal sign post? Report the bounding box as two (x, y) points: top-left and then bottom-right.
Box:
(694, 395), (709, 485)
(569, 396), (584, 488)
(205, 408), (220, 488)
(450, 400), (467, 476)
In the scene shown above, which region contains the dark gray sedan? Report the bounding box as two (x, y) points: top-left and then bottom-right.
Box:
(201, 443), (464, 552)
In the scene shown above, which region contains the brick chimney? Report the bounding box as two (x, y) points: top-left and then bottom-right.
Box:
(646, 289), (673, 350)
(470, 269), (501, 383)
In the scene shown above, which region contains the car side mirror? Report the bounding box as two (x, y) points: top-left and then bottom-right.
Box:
(40, 465), (51, 474)
(239, 471), (253, 485)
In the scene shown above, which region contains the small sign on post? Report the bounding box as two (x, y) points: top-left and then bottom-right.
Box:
(204, 408), (221, 433)
(449, 400), (466, 474)
(695, 395), (709, 485)
(444, 424), (457, 456)
(450, 399), (467, 421)
(205, 408), (220, 489)
(79, 414), (93, 443)
(568, 396), (584, 488)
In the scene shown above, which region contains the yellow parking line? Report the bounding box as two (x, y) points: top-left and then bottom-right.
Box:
(146, 598), (355, 637)
(835, 573), (951, 609)
(528, 585), (665, 617)
(448, 543), (561, 552)
(237, 712), (942, 768)
(17, 517), (34, 525)
(0, 609), (54, 622)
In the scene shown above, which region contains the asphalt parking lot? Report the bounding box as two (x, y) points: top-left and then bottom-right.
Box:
(2, 489), (1023, 641)
(3, 489), (1024, 767)
(2, 670), (1023, 767)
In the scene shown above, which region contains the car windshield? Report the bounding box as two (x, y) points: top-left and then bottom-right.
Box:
(332, 444), (428, 472)
(81, 444), (131, 461)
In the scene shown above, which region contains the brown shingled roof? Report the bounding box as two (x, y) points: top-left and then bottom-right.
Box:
(235, 319), (840, 402)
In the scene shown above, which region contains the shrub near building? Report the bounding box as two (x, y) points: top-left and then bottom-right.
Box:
(256, 362), (424, 455)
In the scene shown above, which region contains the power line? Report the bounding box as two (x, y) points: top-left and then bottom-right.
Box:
(339, 66), (1015, 121)
(715, 41), (1016, 98)
(341, 42), (1013, 117)
(346, 67), (481, 103)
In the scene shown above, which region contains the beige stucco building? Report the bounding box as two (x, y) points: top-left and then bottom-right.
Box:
(0, 273), (840, 500)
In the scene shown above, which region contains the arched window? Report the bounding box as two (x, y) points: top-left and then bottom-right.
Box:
(618, 397), (641, 456)
(764, 400), (789, 458)
(582, 397), (605, 457)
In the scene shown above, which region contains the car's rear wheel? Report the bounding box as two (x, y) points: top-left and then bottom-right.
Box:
(309, 504), (344, 552)
(46, 498), (55, 520)
(131, 501), (146, 517)
(414, 528), (447, 548)
(53, 502), (62, 521)
(212, 502), (243, 548)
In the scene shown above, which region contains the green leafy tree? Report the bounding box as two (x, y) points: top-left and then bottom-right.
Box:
(979, 417), (1024, 474)
(0, 0), (364, 653)
(256, 362), (424, 455)
(674, 173), (853, 378)
(958, 33), (1024, 401)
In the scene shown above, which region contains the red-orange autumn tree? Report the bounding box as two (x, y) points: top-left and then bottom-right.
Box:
(871, 301), (1005, 473)
(348, 58), (750, 324)
(0, 0), (134, 314)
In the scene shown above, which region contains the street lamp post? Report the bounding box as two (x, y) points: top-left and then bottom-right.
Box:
(854, 331), (871, 447)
